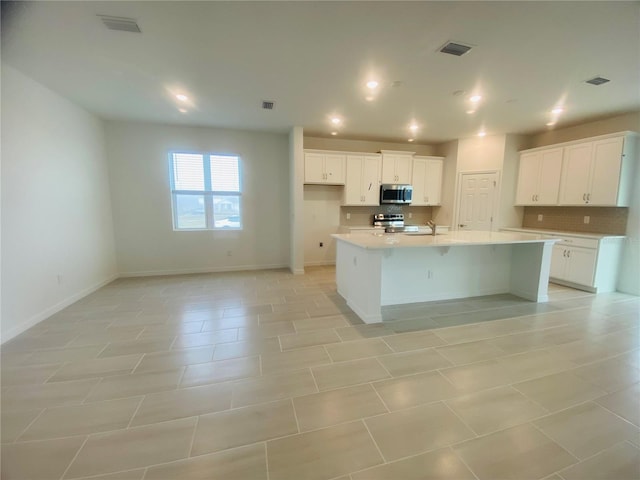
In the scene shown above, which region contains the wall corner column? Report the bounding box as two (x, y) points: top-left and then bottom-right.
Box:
(289, 126), (305, 274)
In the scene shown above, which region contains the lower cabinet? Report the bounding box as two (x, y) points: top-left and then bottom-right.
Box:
(550, 244), (596, 287)
(548, 235), (624, 293)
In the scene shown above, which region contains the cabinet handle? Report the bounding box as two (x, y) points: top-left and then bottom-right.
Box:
(587, 193), (591, 202)
(536, 194), (539, 201)
(567, 250), (571, 258)
(582, 193), (586, 201)
(532, 195), (535, 201)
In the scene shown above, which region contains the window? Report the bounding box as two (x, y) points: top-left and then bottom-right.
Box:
(169, 152), (242, 230)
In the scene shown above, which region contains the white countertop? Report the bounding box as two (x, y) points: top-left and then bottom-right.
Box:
(501, 227), (625, 240)
(332, 230), (559, 250)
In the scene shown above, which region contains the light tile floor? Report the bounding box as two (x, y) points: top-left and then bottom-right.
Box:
(2, 266), (639, 480)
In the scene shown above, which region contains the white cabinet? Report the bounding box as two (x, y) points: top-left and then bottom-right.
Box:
(343, 154), (382, 205)
(546, 234), (624, 293)
(515, 148), (563, 205)
(304, 151), (346, 185)
(550, 243), (597, 287)
(559, 135), (633, 206)
(412, 156), (444, 205)
(380, 150), (413, 184)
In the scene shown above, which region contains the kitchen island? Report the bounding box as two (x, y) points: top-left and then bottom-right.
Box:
(332, 230), (559, 324)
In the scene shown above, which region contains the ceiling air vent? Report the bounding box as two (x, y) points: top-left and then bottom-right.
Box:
(585, 76), (610, 86)
(98, 15), (141, 33)
(262, 100), (275, 110)
(439, 41), (473, 56)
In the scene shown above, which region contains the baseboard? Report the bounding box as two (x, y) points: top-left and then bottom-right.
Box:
(119, 263), (290, 278)
(1, 273), (119, 345)
(303, 261), (336, 267)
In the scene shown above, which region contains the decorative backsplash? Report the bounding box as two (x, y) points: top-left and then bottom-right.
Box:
(341, 205), (434, 226)
(522, 206), (628, 235)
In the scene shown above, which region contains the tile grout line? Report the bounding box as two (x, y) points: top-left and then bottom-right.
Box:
(528, 420), (582, 462)
(125, 395), (146, 429)
(360, 419), (388, 465)
(186, 415), (200, 457)
(12, 408), (47, 444)
(440, 400), (481, 438)
(264, 441), (270, 480)
(58, 434), (90, 480)
(289, 397), (302, 433)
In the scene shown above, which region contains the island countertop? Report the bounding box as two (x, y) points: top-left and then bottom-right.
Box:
(331, 230), (558, 250)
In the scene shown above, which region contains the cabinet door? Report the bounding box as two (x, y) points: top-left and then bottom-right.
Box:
(515, 152), (540, 205)
(344, 156), (364, 205)
(395, 156), (413, 184)
(550, 244), (567, 279)
(589, 136), (624, 205)
(381, 157), (397, 183)
(565, 247), (596, 286)
(324, 154), (346, 184)
(559, 143), (592, 205)
(411, 158), (428, 205)
(537, 148), (563, 204)
(362, 155), (382, 205)
(424, 159), (443, 205)
(304, 153), (326, 183)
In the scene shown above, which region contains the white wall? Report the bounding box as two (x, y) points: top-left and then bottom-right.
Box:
(436, 134), (522, 231)
(289, 127), (305, 274)
(304, 136), (437, 156)
(303, 185), (342, 266)
(105, 121), (290, 276)
(1, 65), (117, 342)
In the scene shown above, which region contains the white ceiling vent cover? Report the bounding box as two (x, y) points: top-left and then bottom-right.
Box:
(98, 15), (141, 33)
(585, 76), (610, 86)
(439, 41), (473, 56)
(262, 100), (275, 110)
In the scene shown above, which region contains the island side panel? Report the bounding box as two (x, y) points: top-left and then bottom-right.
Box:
(380, 244), (513, 305)
(509, 241), (554, 302)
(335, 240), (383, 324)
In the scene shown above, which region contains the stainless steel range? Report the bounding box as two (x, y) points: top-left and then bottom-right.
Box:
(372, 213), (419, 233)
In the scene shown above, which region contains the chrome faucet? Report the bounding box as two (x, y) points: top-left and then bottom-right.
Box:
(426, 220), (436, 236)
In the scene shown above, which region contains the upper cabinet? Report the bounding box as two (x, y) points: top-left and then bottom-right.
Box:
(515, 147), (563, 205)
(517, 132), (637, 207)
(304, 150), (346, 185)
(559, 135), (633, 206)
(343, 154), (382, 205)
(412, 156), (444, 206)
(380, 150), (413, 184)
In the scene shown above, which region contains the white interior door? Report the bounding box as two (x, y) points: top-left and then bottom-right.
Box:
(457, 172), (498, 231)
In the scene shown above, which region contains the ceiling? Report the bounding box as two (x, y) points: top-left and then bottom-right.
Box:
(2, 1), (639, 144)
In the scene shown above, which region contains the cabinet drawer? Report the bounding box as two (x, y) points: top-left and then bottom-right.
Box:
(554, 236), (598, 249)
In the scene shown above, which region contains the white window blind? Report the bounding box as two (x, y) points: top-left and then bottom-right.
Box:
(169, 152), (242, 230)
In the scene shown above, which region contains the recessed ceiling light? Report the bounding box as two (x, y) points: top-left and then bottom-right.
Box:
(365, 96), (375, 102)
(469, 95), (482, 103)
(331, 131), (338, 136)
(408, 138), (415, 142)
(176, 94), (189, 102)
(546, 121), (556, 126)
(331, 117), (341, 125)
(366, 80), (379, 89)
(551, 107), (564, 115)
(409, 124), (419, 132)
(466, 109), (476, 115)
(478, 131), (486, 137)
(178, 108), (187, 114)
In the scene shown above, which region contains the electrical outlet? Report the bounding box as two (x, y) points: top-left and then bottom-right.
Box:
(584, 216), (590, 224)
(346, 213), (351, 220)
(537, 214), (543, 222)
(408, 212), (413, 219)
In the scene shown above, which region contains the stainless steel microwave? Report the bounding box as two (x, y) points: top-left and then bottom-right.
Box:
(380, 184), (413, 204)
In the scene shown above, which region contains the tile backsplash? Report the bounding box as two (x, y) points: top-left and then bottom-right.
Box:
(341, 205), (434, 226)
(522, 206), (628, 235)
